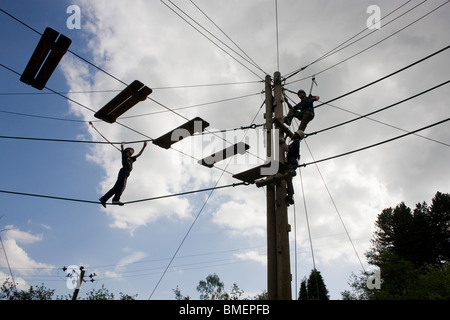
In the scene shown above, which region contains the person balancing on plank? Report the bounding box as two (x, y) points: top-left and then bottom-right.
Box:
(99, 141), (147, 207)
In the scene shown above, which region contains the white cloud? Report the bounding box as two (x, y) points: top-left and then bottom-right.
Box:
(40, 224), (52, 230)
(101, 248), (149, 281)
(3, 226), (43, 244)
(0, 226), (55, 289)
(103, 270), (122, 280)
(212, 196), (266, 237)
(115, 249), (148, 273)
(56, 0), (450, 298)
(234, 250), (266, 266)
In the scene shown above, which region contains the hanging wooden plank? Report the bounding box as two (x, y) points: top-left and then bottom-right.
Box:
(94, 80), (152, 123)
(152, 117), (209, 149)
(232, 160), (290, 184)
(20, 27), (72, 90)
(198, 142), (250, 168)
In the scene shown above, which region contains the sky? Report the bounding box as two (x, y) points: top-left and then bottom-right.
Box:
(0, 0), (449, 300)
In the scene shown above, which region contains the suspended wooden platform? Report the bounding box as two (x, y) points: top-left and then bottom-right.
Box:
(94, 80), (152, 123)
(20, 27), (72, 90)
(152, 117), (209, 149)
(198, 142), (250, 168)
(232, 160), (291, 184)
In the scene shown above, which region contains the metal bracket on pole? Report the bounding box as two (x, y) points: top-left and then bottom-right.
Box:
(255, 170), (296, 188)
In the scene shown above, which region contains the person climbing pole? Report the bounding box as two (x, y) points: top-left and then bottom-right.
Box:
(99, 141), (147, 207)
(280, 130), (303, 206)
(284, 89), (320, 135)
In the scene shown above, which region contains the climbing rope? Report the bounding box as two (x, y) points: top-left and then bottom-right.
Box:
(89, 121), (121, 152)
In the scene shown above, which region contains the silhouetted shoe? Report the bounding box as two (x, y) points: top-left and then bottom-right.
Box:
(113, 200), (124, 206)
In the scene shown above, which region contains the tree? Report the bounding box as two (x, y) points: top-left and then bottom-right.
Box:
(174, 273), (265, 300)
(229, 283), (244, 300)
(298, 277), (308, 300)
(85, 284), (115, 300)
(118, 292), (139, 300)
(367, 192), (449, 267)
(343, 192), (450, 299)
(173, 285), (190, 300)
(253, 290), (268, 300)
(298, 269), (329, 300)
(341, 272), (369, 300)
(1, 279), (55, 300)
(428, 191), (450, 263)
(197, 273), (229, 300)
(1, 278), (137, 300)
(79, 284), (137, 300)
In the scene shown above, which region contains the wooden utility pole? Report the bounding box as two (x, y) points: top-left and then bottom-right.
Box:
(72, 266), (85, 300)
(233, 72), (292, 299)
(273, 71), (292, 300)
(264, 75), (278, 299)
(264, 72), (292, 300)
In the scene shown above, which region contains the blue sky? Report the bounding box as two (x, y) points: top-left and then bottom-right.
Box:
(1, 0), (449, 300)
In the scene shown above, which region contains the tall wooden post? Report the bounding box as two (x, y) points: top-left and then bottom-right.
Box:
(72, 266), (85, 300)
(264, 72), (292, 300)
(273, 71), (292, 300)
(264, 75), (277, 299)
